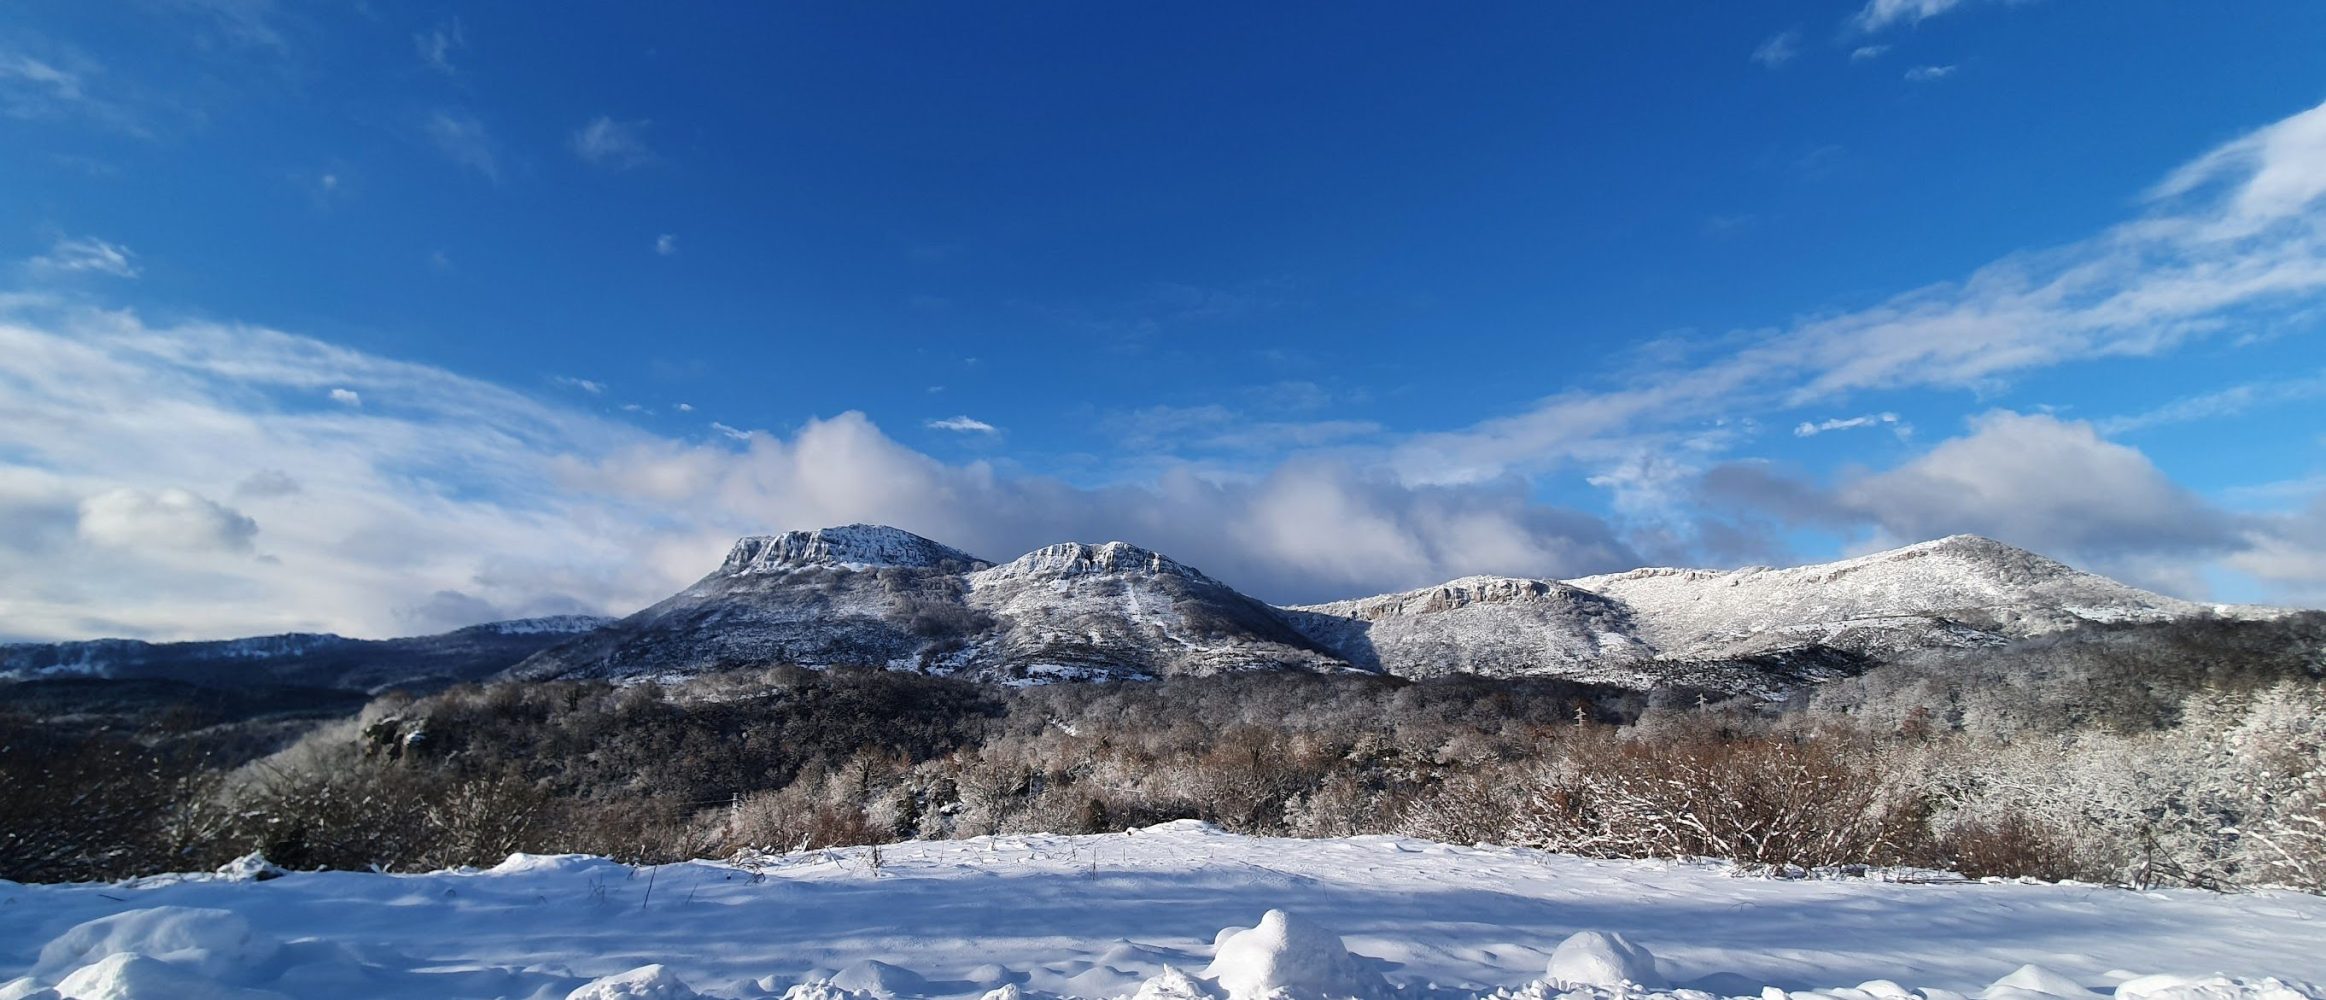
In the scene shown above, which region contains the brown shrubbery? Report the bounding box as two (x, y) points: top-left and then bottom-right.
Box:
(5, 622), (2325, 892)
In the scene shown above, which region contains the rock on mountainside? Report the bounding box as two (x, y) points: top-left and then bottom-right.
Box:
(511, 525), (2266, 693)
(0, 615), (611, 694)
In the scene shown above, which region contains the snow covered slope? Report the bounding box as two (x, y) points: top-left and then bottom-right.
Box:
(3, 824), (2321, 1000)
(963, 542), (1342, 680)
(513, 527), (2268, 691)
(1284, 576), (1653, 683)
(1562, 535), (2224, 662)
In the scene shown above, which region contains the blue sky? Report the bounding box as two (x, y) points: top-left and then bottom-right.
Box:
(4, 1), (2326, 640)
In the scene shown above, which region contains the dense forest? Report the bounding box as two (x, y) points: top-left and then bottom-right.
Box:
(4, 613), (2322, 893)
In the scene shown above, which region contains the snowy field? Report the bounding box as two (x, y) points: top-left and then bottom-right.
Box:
(3, 821), (2321, 1000)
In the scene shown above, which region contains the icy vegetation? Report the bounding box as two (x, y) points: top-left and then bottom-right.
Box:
(508, 527), (2274, 692)
(2, 824), (2321, 1000)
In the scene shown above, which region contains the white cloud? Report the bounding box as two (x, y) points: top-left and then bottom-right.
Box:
(676, 403), (695, 413)
(2230, 495), (2326, 606)
(709, 421), (751, 442)
(0, 302), (1641, 639)
(654, 233), (677, 256)
(415, 19), (463, 74)
(1904, 64), (1958, 82)
(554, 376), (606, 394)
(1709, 412), (2260, 598)
(926, 415), (999, 434)
(1794, 412), (1907, 438)
(1853, 0), (1967, 33)
(28, 237), (139, 278)
(1840, 412), (2237, 559)
(78, 487), (258, 554)
(1850, 45), (1892, 62)
(572, 116), (655, 169)
(328, 387), (361, 407)
(1751, 30), (1801, 69)
(426, 110), (499, 181)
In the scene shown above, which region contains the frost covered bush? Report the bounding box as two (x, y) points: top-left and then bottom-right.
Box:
(1506, 728), (1924, 870)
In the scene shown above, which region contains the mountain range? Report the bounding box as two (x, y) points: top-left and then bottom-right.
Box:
(504, 524), (2263, 696)
(3, 525), (2275, 700)
(0, 615), (609, 693)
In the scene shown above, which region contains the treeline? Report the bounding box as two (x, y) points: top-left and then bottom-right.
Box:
(3, 614), (2322, 892)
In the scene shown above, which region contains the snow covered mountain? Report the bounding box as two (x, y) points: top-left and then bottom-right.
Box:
(509, 527), (1341, 683)
(510, 525), (2264, 692)
(1560, 534), (2219, 661)
(0, 615), (610, 693)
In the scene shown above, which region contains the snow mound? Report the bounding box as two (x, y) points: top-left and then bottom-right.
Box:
(829, 960), (931, 997)
(1131, 967), (1223, 1000)
(1546, 931), (1664, 990)
(1978, 966), (2098, 1000)
(489, 852), (621, 875)
(33, 908), (281, 983)
(51, 953), (287, 1000)
(784, 981), (882, 1000)
(211, 852), (284, 882)
(1202, 910), (1386, 1000)
(566, 964), (700, 1000)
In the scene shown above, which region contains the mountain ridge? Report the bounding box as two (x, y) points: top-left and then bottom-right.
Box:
(506, 525), (2279, 693)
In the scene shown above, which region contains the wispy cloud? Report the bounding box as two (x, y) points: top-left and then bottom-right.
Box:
(1751, 30), (1801, 69)
(926, 415), (999, 434)
(0, 50), (141, 133)
(426, 110), (499, 181)
(27, 237), (140, 278)
(328, 387), (361, 407)
(1853, 0), (1967, 33)
(654, 233), (678, 257)
(1794, 412), (1909, 438)
(553, 376), (606, 394)
(1904, 64), (1958, 82)
(2100, 371), (2326, 435)
(1392, 97), (2326, 495)
(571, 116), (656, 170)
(415, 18), (465, 74)
(1850, 45), (1892, 62)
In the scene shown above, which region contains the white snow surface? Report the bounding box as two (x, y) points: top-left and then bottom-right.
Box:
(4, 824), (2322, 1000)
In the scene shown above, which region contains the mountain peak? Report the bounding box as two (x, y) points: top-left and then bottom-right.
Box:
(720, 524), (988, 574)
(975, 540), (1213, 584)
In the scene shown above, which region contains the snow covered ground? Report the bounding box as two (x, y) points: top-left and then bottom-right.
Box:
(3, 822), (2321, 1000)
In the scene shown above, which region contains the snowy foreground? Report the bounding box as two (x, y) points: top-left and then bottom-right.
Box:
(3, 822), (2323, 1000)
